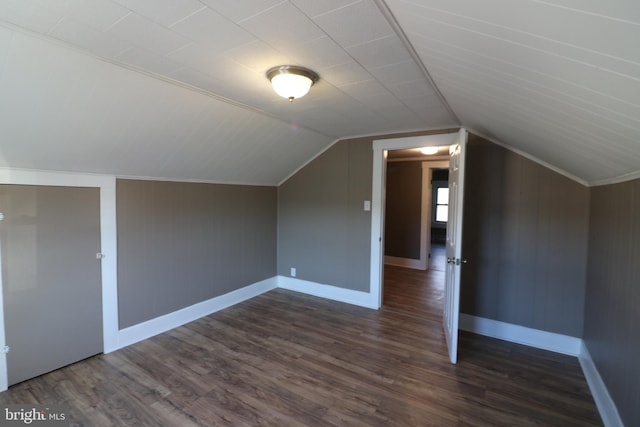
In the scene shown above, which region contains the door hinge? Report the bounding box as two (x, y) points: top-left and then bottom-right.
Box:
(96, 253), (106, 260)
(1, 345), (9, 354)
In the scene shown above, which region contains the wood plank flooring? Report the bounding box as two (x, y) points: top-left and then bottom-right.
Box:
(0, 250), (602, 426)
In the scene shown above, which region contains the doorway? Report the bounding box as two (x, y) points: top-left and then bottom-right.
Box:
(369, 131), (461, 307)
(370, 129), (467, 364)
(382, 156), (449, 317)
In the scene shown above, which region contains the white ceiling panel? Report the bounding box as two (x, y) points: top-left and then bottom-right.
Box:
(339, 79), (391, 101)
(412, 34), (640, 123)
(400, 13), (639, 106)
(167, 67), (224, 93)
(238, 2), (325, 50)
(322, 62), (373, 87)
(165, 42), (217, 73)
(107, 12), (191, 55)
(544, 0), (640, 24)
(290, 0), (361, 19)
(169, 7), (254, 53)
(3, 0), (637, 185)
(115, 46), (184, 76)
(0, 0), (456, 184)
(388, 79), (436, 100)
(223, 40), (289, 72)
(48, 18), (130, 58)
(64, 0), (130, 31)
(200, 0), (286, 24)
(346, 36), (411, 69)
(313, 0), (393, 48)
(0, 27), (331, 184)
(368, 60), (424, 86)
(385, 0), (640, 183)
(111, 0), (205, 27)
(0, 1), (65, 34)
(403, 0), (640, 64)
(426, 54), (640, 141)
(279, 36), (352, 72)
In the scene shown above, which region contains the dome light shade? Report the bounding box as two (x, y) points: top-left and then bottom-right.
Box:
(420, 146), (439, 155)
(267, 65), (319, 102)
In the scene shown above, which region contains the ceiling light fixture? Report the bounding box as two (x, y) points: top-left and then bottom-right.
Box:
(266, 65), (319, 102)
(420, 146), (439, 155)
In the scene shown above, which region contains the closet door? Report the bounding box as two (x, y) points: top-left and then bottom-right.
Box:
(0, 185), (102, 386)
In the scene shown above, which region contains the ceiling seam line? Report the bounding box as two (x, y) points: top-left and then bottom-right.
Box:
(373, 0), (461, 125)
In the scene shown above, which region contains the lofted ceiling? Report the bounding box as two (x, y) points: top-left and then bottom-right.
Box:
(0, 1), (638, 185)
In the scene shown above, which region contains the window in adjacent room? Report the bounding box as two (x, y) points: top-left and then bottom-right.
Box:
(434, 186), (449, 223)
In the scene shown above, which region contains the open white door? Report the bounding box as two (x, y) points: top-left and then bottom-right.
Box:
(443, 128), (467, 364)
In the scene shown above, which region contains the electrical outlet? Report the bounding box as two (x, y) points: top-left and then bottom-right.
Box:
(290, 267), (296, 277)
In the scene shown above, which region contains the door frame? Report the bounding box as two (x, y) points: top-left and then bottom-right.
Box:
(370, 130), (462, 308)
(0, 169), (119, 391)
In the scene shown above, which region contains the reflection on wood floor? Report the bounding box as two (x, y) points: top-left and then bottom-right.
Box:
(0, 246), (601, 426)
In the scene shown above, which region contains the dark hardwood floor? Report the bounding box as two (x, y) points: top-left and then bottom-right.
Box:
(0, 247), (601, 426)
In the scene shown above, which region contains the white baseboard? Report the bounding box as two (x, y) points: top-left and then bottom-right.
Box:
(277, 276), (378, 309)
(384, 255), (426, 270)
(459, 314), (582, 356)
(579, 342), (624, 427)
(116, 277), (278, 350)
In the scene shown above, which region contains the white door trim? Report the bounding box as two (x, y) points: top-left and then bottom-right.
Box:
(370, 132), (461, 308)
(0, 168), (118, 391)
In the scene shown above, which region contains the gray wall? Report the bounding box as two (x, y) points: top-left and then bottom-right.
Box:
(117, 179), (277, 328)
(278, 130), (591, 338)
(460, 135), (590, 337)
(584, 179), (640, 427)
(385, 161), (422, 259)
(277, 129), (456, 291)
(277, 137), (372, 291)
